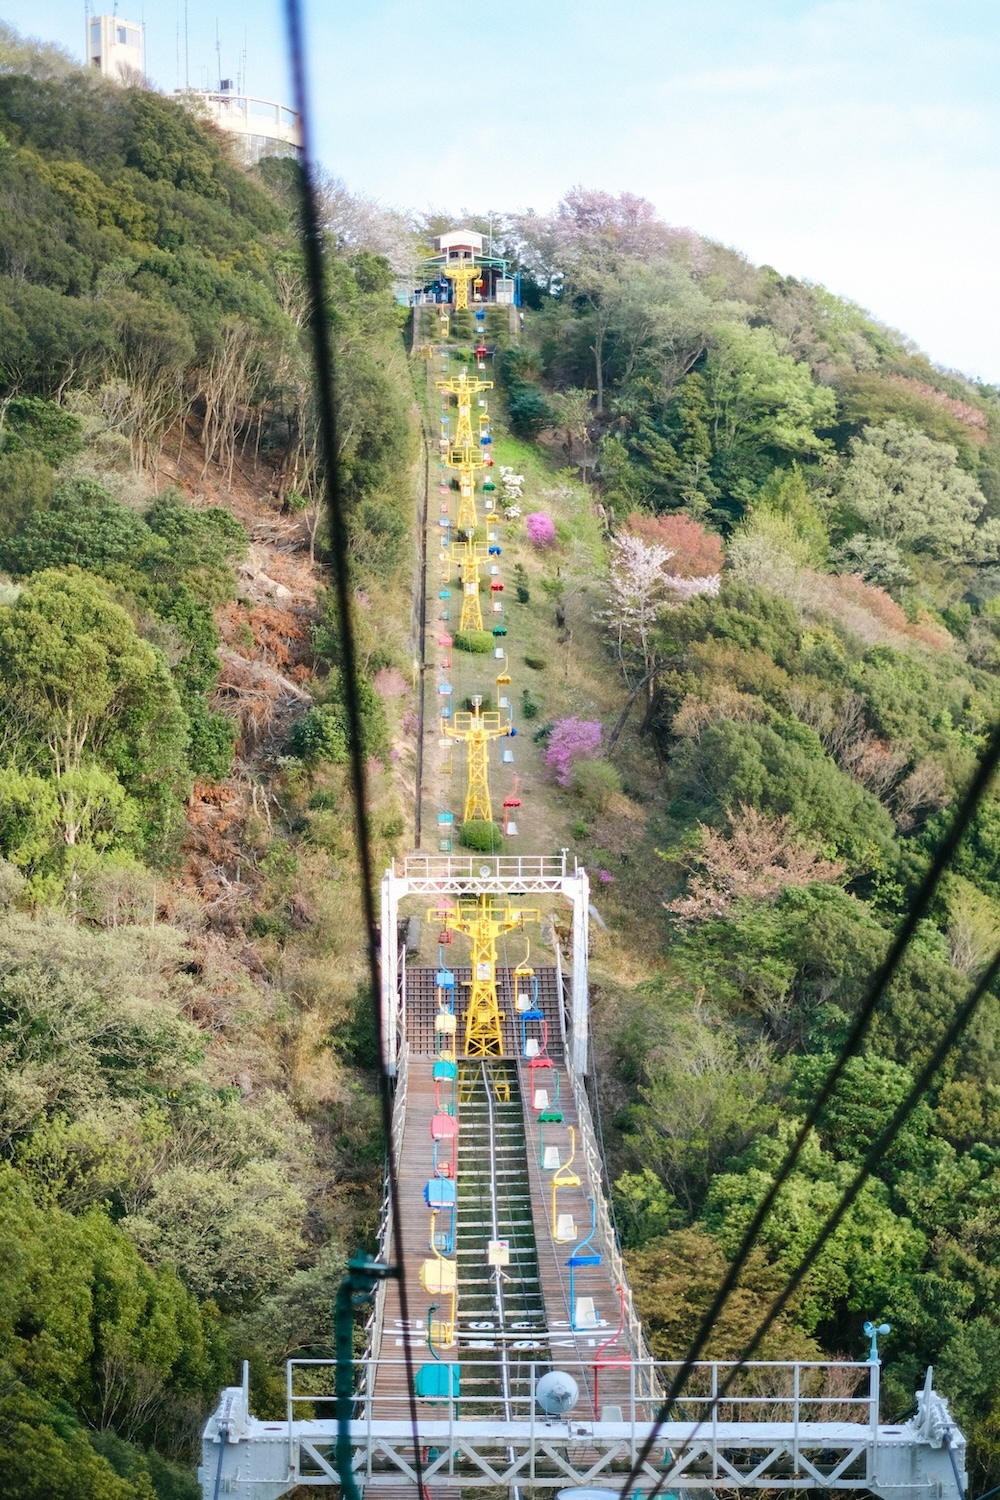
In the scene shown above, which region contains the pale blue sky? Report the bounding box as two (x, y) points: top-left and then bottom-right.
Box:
(6, 0), (1000, 381)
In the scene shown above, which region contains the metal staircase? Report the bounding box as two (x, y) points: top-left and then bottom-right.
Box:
(454, 1061), (549, 1417)
(200, 874), (970, 1500)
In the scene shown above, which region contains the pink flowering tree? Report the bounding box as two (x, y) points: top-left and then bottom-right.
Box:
(545, 717), (603, 787)
(526, 511), (557, 548)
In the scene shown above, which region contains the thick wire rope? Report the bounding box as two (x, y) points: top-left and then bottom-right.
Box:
(620, 720), (1000, 1496)
(281, 1), (423, 1486)
(620, 723), (1000, 1496)
(632, 939), (1000, 1500)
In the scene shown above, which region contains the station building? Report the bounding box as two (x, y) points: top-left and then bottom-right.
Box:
(411, 229), (520, 307)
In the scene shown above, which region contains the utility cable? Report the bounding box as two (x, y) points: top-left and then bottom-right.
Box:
(620, 720), (1000, 1497)
(282, 1), (423, 1489)
(627, 939), (1000, 1500)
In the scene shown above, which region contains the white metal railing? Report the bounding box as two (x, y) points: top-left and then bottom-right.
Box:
(286, 1354), (872, 1434)
(367, 1034), (410, 1369)
(398, 853), (571, 889)
(564, 1052), (656, 1383)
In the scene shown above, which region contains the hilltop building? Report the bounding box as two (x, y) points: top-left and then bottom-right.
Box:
(176, 89), (302, 165)
(86, 13), (144, 83)
(411, 229), (519, 307)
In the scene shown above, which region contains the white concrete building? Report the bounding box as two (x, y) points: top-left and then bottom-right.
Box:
(86, 14), (144, 83)
(177, 91), (302, 165)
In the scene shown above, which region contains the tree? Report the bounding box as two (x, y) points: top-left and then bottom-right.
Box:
(672, 371), (717, 513)
(665, 804), (846, 923)
(548, 387), (593, 473)
(628, 1225), (820, 1359)
(669, 714), (896, 870)
(703, 1124), (926, 1331)
(838, 419), (989, 560)
(624, 512), (724, 577)
(0, 569), (189, 851)
(507, 385), (550, 439)
(705, 324), (836, 511)
(601, 531), (719, 699)
(0, 448), (54, 540)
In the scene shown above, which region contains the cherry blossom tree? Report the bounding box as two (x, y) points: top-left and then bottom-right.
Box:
(602, 532), (719, 699)
(665, 804), (846, 924)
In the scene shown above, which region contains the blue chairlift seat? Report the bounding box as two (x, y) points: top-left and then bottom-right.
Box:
(424, 1177), (457, 1209)
(415, 1362), (461, 1402)
(568, 1197), (602, 1328)
(433, 1058), (457, 1079)
(568, 1249), (602, 1269)
(521, 1005), (546, 1055)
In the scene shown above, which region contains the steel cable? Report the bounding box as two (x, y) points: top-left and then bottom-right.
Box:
(281, 1), (423, 1488)
(633, 939), (1000, 1500)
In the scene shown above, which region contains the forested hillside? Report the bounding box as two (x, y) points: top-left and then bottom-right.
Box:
(463, 190), (1000, 1479)
(7, 16), (1000, 1494)
(0, 27), (415, 1498)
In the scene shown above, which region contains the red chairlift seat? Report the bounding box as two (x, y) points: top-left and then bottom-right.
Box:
(431, 1114), (458, 1139)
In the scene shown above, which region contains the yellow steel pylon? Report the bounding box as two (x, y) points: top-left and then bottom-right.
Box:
(442, 697), (511, 822)
(432, 894), (541, 1057)
(442, 261), (482, 311)
(437, 369), (494, 532)
(448, 535), (489, 633)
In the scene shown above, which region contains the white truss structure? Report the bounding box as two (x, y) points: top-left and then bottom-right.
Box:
(380, 853), (591, 1074)
(200, 1360), (966, 1500)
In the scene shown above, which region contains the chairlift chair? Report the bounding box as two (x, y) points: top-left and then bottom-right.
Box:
(425, 1183), (457, 1254)
(433, 1057), (457, 1115)
(538, 1106), (564, 1168)
(593, 1283), (631, 1413)
(430, 1112), (458, 1178)
(568, 1198), (603, 1329)
(551, 1127), (581, 1241)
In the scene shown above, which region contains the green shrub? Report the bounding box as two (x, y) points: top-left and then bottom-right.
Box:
(572, 758), (622, 814)
(286, 706), (349, 765)
(185, 699), (236, 780)
(514, 563), (530, 603)
(524, 654), (546, 670)
(521, 689), (540, 720)
(454, 629), (493, 653)
(307, 789), (338, 811)
(460, 820), (503, 852)
(508, 386), (551, 439)
(570, 818), (590, 840)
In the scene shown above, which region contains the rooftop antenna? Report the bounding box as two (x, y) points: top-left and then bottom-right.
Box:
(184, 0), (189, 87)
(215, 21), (221, 91)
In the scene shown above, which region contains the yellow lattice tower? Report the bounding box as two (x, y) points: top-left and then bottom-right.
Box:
(442, 697), (510, 822)
(448, 534), (489, 633)
(437, 369), (493, 531)
(432, 894), (541, 1057)
(442, 260), (482, 311)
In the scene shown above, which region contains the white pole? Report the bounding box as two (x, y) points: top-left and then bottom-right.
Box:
(570, 868), (590, 1076)
(380, 871), (398, 1076)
